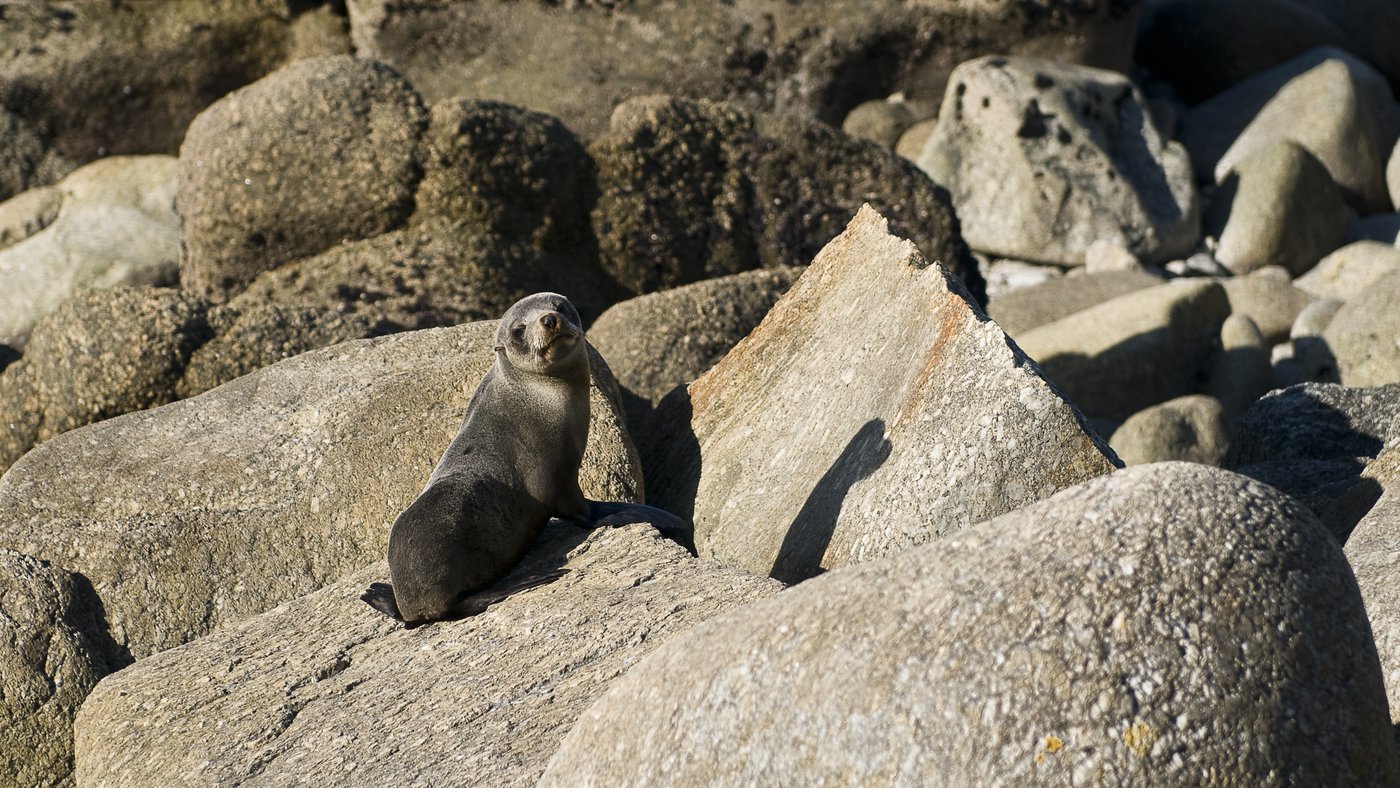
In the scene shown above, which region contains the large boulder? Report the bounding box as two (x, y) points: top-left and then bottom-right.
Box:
(0, 549), (128, 787)
(0, 1), (310, 161)
(1015, 279), (1232, 421)
(643, 207), (1117, 582)
(590, 96), (983, 301)
(541, 464), (1398, 785)
(1180, 48), (1400, 214)
(916, 56), (1198, 267)
(0, 321), (640, 660)
(986, 269), (1165, 337)
(345, 0), (1140, 140)
(1297, 241), (1400, 302)
(1343, 449), (1400, 721)
(1293, 0), (1400, 94)
(0, 156), (180, 345)
(74, 524), (780, 786)
(178, 55), (426, 301)
(1324, 270), (1400, 385)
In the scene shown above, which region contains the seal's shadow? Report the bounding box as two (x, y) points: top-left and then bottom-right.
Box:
(771, 418), (891, 584)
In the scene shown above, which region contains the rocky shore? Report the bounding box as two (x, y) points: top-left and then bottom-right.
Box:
(3, 1), (1400, 785)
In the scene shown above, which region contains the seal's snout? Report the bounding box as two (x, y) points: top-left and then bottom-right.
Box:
(540, 312), (560, 332)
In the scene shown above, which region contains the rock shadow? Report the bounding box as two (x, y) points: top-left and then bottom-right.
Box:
(770, 418), (892, 585)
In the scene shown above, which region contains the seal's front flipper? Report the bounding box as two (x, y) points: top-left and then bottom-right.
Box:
(586, 501), (697, 555)
(441, 568), (570, 620)
(362, 582), (403, 621)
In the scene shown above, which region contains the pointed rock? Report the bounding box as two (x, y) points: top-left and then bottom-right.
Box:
(73, 524), (780, 786)
(643, 206), (1117, 582)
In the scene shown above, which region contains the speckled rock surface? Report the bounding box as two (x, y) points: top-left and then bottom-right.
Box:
(643, 207), (1117, 582)
(0, 549), (128, 788)
(74, 523), (780, 787)
(986, 269), (1165, 336)
(0, 107), (73, 203)
(541, 463), (1398, 786)
(1109, 394), (1231, 466)
(0, 156), (181, 345)
(917, 56), (1198, 267)
(0, 321), (640, 661)
(178, 55), (426, 300)
(1015, 279), (1232, 421)
(1342, 449), (1400, 721)
(1324, 270), (1400, 386)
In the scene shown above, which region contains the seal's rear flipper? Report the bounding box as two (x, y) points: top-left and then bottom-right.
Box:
(361, 582), (403, 621)
(586, 501), (697, 555)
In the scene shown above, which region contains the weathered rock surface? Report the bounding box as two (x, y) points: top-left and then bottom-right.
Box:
(1015, 279), (1232, 420)
(1180, 48), (1400, 214)
(74, 524), (781, 787)
(588, 267), (803, 432)
(0, 1), (309, 161)
(986, 269), (1165, 337)
(0, 156), (180, 345)
(0, 107), (73, 203)
(842, 98), (917, 148)
(0, 321), (640, 660)
(1205, 141), (1349, 276)
(1297, 241), (1400, 302)
(917, 56), (1198, 267)
(542, 463), (1398, 786)
(345, 0), (1140, 140)
(1324, 270), (1400, 386)
(1, 549), (128, 788)
(1219, 268), (1314, 344)
(1342, 449), (1400, 721)
(643, 207), (1117, 582)
(179, 55), (426, 301)
(591, 96), (983, 301)
(1109, 394), (1231, 466)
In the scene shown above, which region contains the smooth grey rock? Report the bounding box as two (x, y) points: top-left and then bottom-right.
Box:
(0, 321), (641, 661)
(1391, 138), (1400, 211)
(1109, 395), (1231, 466)
(1083, 239), (1144, 273)
(73, 523), (780, 787)
(986, 269), (1165, 336)
(0, 156), (180, 345)
(1205, 141), (1349, 276)
(842, 99), (915, 148)
(1324, 270), (1400, 385)
(1284, 299), (1346, 385)
(643, 207), (1117, 583)
(1180, 48), (1400, 214)
(980, 255), (1063, 301)
(0, 549), (128, 788)
(894, 117), (939, 161)
(1219, 269), (1314, 344)
(1206, 314), (1273, 421)
(591, 96), (983, 302)
(541, 463), (1398, 786)
(1136, 0), (1351, 103)
(1016, 279), (1232, 420)
(588, 267), (803, 434)
(345, 0), (1140, 140)
(918, 56), (1198, 267)
(179, 55), (426, 301)
(1343, 449), (1400, 720)
(1297, 241), (1400, 302)
(1346, 213), (1400, 245)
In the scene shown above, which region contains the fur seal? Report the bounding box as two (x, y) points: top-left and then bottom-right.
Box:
(363, 292), (689, 626)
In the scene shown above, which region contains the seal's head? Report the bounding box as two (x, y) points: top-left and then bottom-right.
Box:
(495, 292), (587, 377)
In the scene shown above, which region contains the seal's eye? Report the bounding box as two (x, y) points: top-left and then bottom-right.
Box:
(511, 325), (526, 341)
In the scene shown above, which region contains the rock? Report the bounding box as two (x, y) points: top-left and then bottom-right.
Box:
(841, 99), (915, 148)
(1391, 138), (1400, 211)
(0, 156), (180, 345)
(0, 106), (74, 202)
(918, 56), (1198, 267)
(0, 358), (39, 471)
(591, 96), (983, 302)
(178, 55), (426, 301)
(980, 255), (1064, 300)
(1324, 270), (1400, 385)
(176, 303), (378, 398)
(1109, 395), (1231, 466)
(1345, 213), (1400, 245)
(74, 524), (781, 786)
(345, 0), (1141, 140)
(1016, 279), (1232, 420)
(1294, 0), (1400, 94)
(588, 267), (803, 434)
(1219, 269), (1314, 344)
(1342, 449), (1400, 721)
(0, 549), (128, 788)
(0, 321), (641, 660)
(1206, 314), (1273, 421)
(1296, 241), (1400, 302)
(0, 183), (62, 249)
(1205, 141), (1350, 276)
(642, 207), (1116, 583)
(286, 1), (351, 59)
(1282, 298), (1345, 386)
(1180, 48), (1400, 214)
(986, 269), (1165, 336)
(894, 117), (938, 161)
(541, 463), (1398, 786)
(1083, 239), (1143, 273)
(1136, 0), (1352, 103)
(7, 287), (210, 458)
